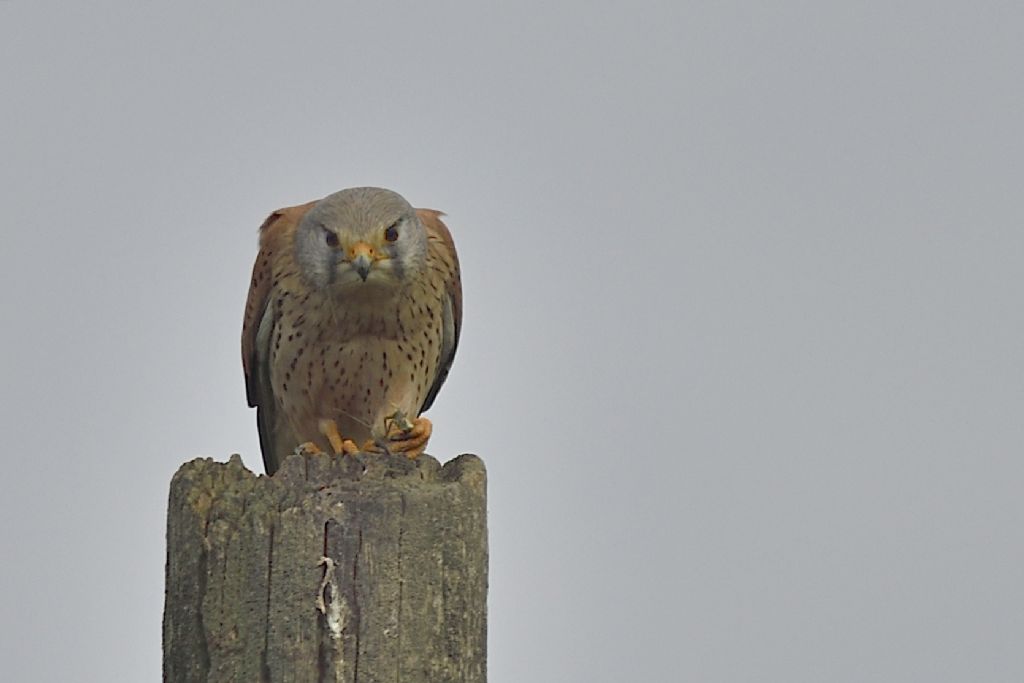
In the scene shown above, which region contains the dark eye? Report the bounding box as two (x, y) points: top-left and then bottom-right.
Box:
(323, 228), (339, 247)
(384, 222), (400, 242)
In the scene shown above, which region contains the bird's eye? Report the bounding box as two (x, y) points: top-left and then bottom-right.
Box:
(384, 222), (400, 242)
(323, 228), (339, 247)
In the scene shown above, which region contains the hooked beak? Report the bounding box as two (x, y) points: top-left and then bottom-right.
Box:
(348, 242), (374, 281)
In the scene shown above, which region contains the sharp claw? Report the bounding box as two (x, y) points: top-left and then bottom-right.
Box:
(358, 439), (389, 456)
(295, 441), (324, 455)
(384, 416), (431, 459)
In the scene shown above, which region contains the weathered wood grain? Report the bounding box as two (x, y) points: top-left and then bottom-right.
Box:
(163, 451), (486, 683)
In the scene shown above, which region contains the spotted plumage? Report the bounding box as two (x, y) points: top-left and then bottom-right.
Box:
(242, 187), (461, 474)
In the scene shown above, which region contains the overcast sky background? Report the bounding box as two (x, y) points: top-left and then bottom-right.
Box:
(2, 2), (1022, 681)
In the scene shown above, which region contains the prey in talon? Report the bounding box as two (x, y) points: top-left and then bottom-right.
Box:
(384, 408), (415, 435)
(241, 187), (462, 475)
(378, 409), (433, 459)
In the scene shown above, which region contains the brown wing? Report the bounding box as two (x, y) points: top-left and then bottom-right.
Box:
(416, 208), (463, 413)
(241, 200), (317, 473)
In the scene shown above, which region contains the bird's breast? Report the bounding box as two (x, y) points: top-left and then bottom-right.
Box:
(269, 284), (443, 445)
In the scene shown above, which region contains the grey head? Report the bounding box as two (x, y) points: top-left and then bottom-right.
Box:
(294, 187), (428, 291)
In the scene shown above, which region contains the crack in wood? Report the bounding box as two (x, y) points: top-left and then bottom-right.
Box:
(163, 453), (487, 682)
(352, 528), (363, 682)
(261, 523), (274, 683)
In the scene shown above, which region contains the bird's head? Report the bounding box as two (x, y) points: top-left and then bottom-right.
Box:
(294, 187), (428, 293)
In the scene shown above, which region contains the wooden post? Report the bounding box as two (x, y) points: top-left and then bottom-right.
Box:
(162, 450), (487, 682)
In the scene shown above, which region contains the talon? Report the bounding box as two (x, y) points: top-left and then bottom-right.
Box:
(360, 438), (398, 456)
(296, 441), (324, 455)
(387, 416), (432, 459)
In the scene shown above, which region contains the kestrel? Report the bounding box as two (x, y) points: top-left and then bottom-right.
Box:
(242, 187), (462, 475)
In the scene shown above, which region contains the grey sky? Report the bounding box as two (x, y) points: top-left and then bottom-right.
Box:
(2, 2), (1022, 680)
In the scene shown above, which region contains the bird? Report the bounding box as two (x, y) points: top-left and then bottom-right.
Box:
(241, 187), (462, 475)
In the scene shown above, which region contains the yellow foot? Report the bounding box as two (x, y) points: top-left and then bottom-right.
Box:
(385, 414), (432, 459)
(318, 418), (360, 455)
(360, 438), (384, 454)
(295, 441), (324, 455)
